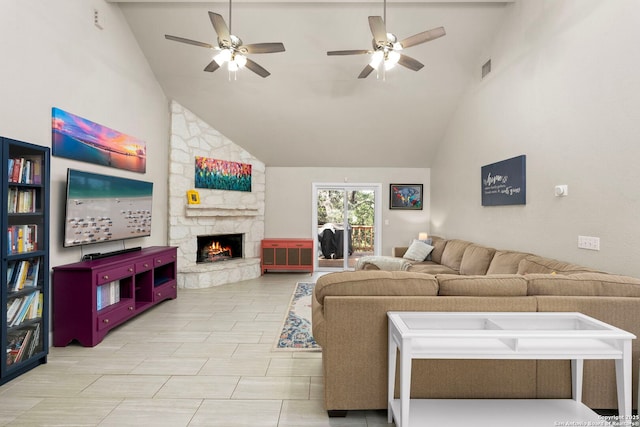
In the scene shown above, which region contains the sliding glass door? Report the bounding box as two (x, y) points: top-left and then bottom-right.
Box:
(312, 183), (382, 271)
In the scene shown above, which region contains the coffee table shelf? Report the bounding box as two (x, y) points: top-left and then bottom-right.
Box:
(388, 399), (612, 427)
(387, 312), (635, 427)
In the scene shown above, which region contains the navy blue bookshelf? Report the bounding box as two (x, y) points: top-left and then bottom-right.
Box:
(1, 137), (50, 385)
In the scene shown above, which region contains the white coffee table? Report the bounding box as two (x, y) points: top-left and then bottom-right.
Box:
(387, 312), (636, 427)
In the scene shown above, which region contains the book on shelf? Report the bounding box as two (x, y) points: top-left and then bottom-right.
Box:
(27, 323), (41, 358)
(22, 259), (40, 287)
(7, 224), (38, 254)
(36, 292), (43, 318)
(7, 155), (42, 185)
(6, 298), (22, 323)
(6, 260), (16, 283)
(7, 188), (37, 214)
(13, 329), (32, 364)
(9, 291), (38, 327)
(26, 290), (40, 321)
(6, 324), (40, 366)
(97, 280), (121, 310)
(8, 259), (31, 292)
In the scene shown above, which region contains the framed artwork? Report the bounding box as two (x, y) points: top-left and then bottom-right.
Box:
(481, 155), (526, 206)
(390, 184), (423, 210)
(195, 157), (252, 192)
(51, 107), (146, 173)
(186, 190), (200, 204)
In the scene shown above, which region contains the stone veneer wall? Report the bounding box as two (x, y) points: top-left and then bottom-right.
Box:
(168, 101), (264, 288)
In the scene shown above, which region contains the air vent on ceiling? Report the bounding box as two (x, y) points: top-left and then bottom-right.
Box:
(482, 59), (491, 79)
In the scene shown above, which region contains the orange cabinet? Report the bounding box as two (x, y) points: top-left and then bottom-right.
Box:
(261, 239), (313, 274)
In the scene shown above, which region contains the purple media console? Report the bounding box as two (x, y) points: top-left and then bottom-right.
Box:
(52, 246), (177, 347)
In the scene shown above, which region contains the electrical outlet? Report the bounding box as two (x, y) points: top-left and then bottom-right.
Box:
(578, 236), (600, 251)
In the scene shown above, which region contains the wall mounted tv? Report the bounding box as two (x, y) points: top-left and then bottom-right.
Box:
(63, 169), (153, 248)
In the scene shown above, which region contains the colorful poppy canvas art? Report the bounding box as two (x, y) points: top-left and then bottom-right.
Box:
(195, 157), (252, 192)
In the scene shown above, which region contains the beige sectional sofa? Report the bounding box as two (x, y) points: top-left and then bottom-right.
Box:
(311, 237), (640, 416)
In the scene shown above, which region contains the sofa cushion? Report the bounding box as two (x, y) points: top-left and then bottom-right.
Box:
(517, 255), (596, 275)
(439, 240), (472, 272)
(314, 270), (438, 304)
(437, 274), (528, 296)
(430, 236), (447, 264)
(392, 246), (409, 257)
(356, 256), (412, 271)
(526, 273), (640, 297)
(459, 245), (496, 275)
(408, 263), (458, 275)
(486, 250), (530, 274)
(403, 239), (434, 261)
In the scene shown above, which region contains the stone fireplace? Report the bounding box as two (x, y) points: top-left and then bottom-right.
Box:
(197, 233), (243, 263)
(168, 102), (264, 288)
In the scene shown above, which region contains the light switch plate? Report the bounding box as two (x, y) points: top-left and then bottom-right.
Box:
(578, 236), (600, 251)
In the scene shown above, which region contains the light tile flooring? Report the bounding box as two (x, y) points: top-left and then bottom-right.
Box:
(0, 273), (392, 426)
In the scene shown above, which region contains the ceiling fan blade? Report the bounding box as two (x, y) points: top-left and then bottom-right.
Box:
(203, 59), (221, 73)
(358, 64), (375, 79)
(209, 12), (231, 45)
(164, 34), (214, 49)
(327, 49), (370, 56)
(241, 43), (285, 54)
(244, 58), (271, 78)
(397, 54), (424, 71)
(400, 26), (446, 49)
(368, 16), (387, 46)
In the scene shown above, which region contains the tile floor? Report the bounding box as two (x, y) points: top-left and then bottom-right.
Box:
(0, 273), (393, 426)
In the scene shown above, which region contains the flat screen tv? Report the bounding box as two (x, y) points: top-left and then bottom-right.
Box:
(63, 169), (153, 248)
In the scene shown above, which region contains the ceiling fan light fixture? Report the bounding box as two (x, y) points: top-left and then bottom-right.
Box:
(325, 1), (445, 79)
(369, 50), (384, 68)
(384, 50), (400, 70)
(164, 6), (284, 78)
(214, 49), (232, 65)
(234, 53), (247, 69)
(228, 60), (239, 72)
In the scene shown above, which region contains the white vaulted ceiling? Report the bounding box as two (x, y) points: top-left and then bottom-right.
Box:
(112, 0), (512, 167)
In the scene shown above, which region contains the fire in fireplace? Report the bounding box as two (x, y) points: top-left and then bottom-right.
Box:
(197, 233), (243, 263)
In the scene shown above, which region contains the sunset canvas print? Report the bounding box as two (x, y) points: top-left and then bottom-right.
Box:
(52, 107), (146, 173)
(195, 157), (252, 192)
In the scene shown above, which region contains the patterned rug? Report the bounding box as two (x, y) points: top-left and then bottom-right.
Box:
(275, 282), (321, 351)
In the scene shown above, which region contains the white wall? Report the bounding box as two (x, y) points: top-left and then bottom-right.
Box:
(0, 1), (170, 269)
(265, 167), (430, 257)
(431, 0), (640, 276)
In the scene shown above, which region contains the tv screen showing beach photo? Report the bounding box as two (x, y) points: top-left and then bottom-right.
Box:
(63, 169), (153, 247)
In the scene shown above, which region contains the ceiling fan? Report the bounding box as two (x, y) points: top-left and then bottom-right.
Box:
(164, 1), (285, 78)
(327, 0), (445, 79)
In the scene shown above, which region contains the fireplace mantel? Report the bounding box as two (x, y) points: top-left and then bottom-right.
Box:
(185, 205), (260, 218)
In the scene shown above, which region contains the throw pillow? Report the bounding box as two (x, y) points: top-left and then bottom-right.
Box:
(403, 239), (434, 262)
(418, 238), (433, 260)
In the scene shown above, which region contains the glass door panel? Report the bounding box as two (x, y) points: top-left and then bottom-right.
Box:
(314, 184), (381, 272)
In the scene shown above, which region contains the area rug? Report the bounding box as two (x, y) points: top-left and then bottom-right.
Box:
(275, 282), (321, 351)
